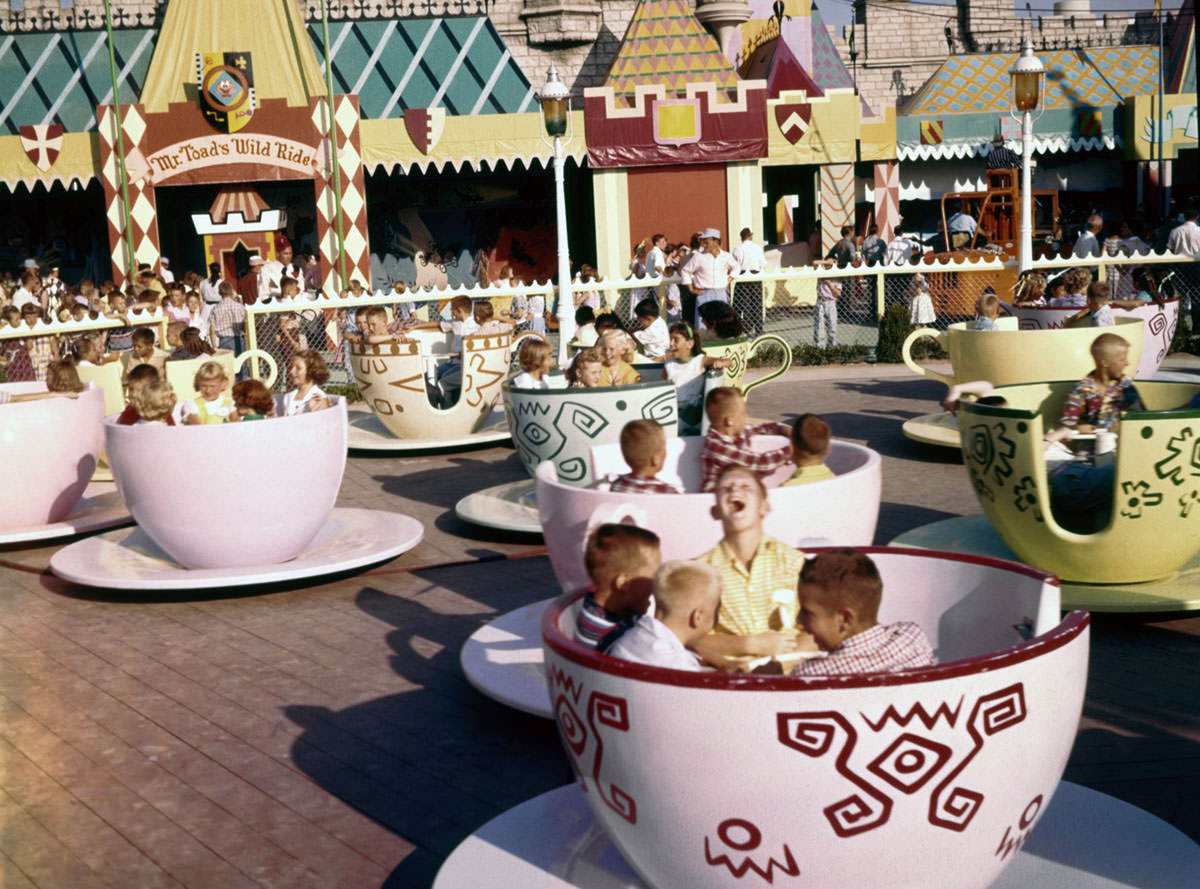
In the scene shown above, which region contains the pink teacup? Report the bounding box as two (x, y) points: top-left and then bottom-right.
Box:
(542, 547), (1085, 889)
(104, 398), (348, 569)
(0, 382), (104, 528)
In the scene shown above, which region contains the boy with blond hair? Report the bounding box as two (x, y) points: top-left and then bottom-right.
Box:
(698, 387), (792, 492)
(792, 549), (934, 675)
(609, 419), (682, 494)
(576, 524), (662, 652)
(609, 561), (721, 670)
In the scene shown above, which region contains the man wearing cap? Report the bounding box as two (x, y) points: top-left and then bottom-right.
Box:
(679, 228), (738, 327)
(237, 255), (269, 306)
(985, 133), (1019, 171)
(159, 258), (175, 285)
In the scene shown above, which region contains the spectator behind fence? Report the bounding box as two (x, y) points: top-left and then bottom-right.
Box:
(608, 419), (683, 494)
(576, 524), (662, 653)
(608, 561), (721, 671)
(813, 267), (841, 349)
(210, 281), (246, 357)
(792, 550), (935, 675)
(182, 360), (234, 425)
(698, 387), (792, 492)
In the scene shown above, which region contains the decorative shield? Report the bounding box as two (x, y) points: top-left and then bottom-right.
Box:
(920, 119), (944, 145)
(196, 51), (256, 134)
(19, 124), (63, 172)
(774, 102), (811, 145)
(404, 107), (446, 155)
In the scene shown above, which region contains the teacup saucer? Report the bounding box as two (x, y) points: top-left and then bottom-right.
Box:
(347, 405), (511, 452)
(433, 782), (1198, 889)
(0, 483), (132, 546)
(49, 508), (423, 591)
(454, 478), (542, 534)
(460, 598), (553, 719)
(902, 411), (961, 449)
(891, 515), (1200, 612)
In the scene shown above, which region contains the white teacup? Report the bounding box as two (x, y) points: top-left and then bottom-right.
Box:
(537, 435), (881, 591)
(0, 382), (103, 528)
(505, 379), (679, 486)
(542, 547), (1085, 889)
(104, 398), (347, 569)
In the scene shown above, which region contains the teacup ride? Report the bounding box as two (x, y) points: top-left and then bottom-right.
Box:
(699, 333), (793, 395)
(0, 382), (131, 544)
(894, 379), (1200, 611)
(460, 434), (882, 718)
(50, 397), (424, 590)
(164, 348), (278, 403)
(454, 372), (681, 534)
(346, 329), (532, 452)
(74, 361), (124, 482)
(901, 317), (1145, 450)
(442, 549), (1193, 889)
(1012, 297), (1180, 382)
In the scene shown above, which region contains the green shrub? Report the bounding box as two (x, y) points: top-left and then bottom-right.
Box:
(877, 304), (946, 363)
(792, 344), (871, 366)
(325, 382), (363, 403)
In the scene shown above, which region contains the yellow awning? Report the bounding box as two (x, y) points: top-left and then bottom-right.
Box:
(0, 132), (100, 190)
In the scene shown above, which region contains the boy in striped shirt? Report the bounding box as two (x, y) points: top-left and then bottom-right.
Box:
(575, 524), (662, 652)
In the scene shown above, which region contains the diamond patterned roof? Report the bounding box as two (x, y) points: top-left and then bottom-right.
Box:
(808, 2), (854, 92)
(904, 45), (1161, 116)
(605, 0), (741, 107)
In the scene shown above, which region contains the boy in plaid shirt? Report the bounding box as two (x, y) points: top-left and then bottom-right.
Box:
(609, 420), (683, 494)
(699, 387), (792, 492)
(792, 550), (934, 676)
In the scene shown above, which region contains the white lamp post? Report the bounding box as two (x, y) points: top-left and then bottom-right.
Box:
(1010, 39), (1045, 275)
(538, 65), (575, 365)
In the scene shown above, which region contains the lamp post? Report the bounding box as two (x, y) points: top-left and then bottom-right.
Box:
(1010, 39), (1044, 275)
(538, 65), (575, 365)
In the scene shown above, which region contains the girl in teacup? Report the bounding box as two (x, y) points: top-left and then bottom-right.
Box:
(663, 322), (731, 434)
(279, 349), (331, 416)
(181, 360), (235, 424)
(598, 329), (641, 387)
(569, 347), (603, 388)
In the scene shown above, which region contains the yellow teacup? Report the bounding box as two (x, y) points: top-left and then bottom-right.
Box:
(700, 334), (793, 395)
(903, 317), (1145, 388)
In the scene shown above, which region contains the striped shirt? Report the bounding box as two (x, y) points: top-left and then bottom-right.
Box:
(792, 622), (935, 676)
(575, 591), (636, 652)
(609, 473), (683, 494)
(701, 537), (804, 637)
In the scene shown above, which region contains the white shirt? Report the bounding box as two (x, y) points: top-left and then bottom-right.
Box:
(644, 245), (666, 278)
(633, 316), (670, 360)
(11, 286), (35, 310)
(947, 212), (977, 235)
(679, 249), (737, 291)
(608, 616), (703, 671)
(885, 237), (915, 265)
(278, 384), (328, 416)
(1073, 229), (1101, 259)
(198, 278), (223, 304)
(575, 322), (598, 347)
(1166, 220), (1200, 256)
(510, 371), (565, 390)
(440, 317), (479, 352)
(264, 261), (305, 299)
(732, 240), (766, 273)
(665, 354), (707, 406)
(160, 267), (175, 284)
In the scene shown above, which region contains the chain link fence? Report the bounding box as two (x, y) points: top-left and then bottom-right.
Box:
(3, 253), (1198, 398)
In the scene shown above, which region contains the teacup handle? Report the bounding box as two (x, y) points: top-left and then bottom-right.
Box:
(741, 334), (793, 396)
(901, 328), (953, 386)
(234, 349), (279, 388)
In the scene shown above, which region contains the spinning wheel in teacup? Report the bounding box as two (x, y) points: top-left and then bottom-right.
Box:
(538, 548), (1086, 889)
(901, 318), (1146, 449)
(1012, 298), (1179, 380)
(351, 330), (513, 442)
(700, 333), (793, 395)
(536, 435), (881, 592)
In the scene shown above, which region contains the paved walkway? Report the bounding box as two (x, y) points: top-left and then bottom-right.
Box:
(0, 364), (1196, 888)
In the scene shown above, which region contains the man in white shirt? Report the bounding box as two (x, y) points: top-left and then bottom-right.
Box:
(644, 233), (667, 279)
(947, 208), (978, 250)
(609, 560), (721, 671)
(1073, 215), (1103, 259)
(1166, 205), (1200, 256)
(885, 226), (916, 265)
(732, 227), (767, 336)
(262, 243), (304, 302)
(679, 227), (738, 327)
(11, 268), (40, 311)
(159, 258), (175, 284)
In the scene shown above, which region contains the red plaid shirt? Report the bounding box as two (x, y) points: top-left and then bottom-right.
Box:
(699, 421), (793, 492)
(609, 473), (683, 494)
(792, 622), (935, 676)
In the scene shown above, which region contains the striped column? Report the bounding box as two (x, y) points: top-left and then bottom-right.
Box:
(820, 163), (854, 256)
(97, 104), (161, 286)
(311, 95), (371, 295)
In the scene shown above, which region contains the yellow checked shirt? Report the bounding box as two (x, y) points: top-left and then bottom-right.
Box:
(702, 537), (805, 636)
